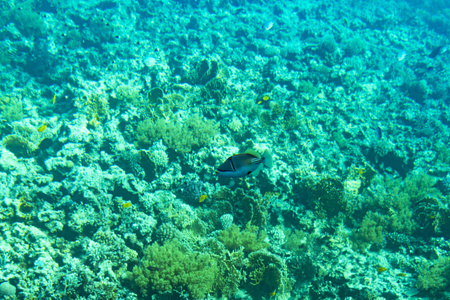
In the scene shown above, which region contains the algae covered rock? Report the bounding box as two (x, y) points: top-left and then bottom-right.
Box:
(0, 282), (16, 296)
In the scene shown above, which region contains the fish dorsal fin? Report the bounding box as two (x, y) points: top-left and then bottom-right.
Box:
(244, 148), (260, 158)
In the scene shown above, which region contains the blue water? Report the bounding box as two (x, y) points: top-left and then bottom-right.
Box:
(0, 0), (449, 299)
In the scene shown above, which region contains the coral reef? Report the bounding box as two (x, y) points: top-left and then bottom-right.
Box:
(0, 0), (449, 298)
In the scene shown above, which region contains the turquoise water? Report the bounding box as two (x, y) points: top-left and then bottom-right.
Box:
(0, 0), (449, 299)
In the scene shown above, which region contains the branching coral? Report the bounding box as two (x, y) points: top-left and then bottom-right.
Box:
(135, 114), (219, 152)
(307, 178), (348, 218)
(417, 256), (450, 293)
(351, 211), (385, 252)
(363, 173), (441, 236)
(0, 95), (23, 122)
(131, 239), (219, 299)
(218, 223), (269, 253)
(75, 94), (110, 126)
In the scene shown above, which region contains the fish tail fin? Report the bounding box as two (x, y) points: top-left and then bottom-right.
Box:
(263, 150), (273, 168)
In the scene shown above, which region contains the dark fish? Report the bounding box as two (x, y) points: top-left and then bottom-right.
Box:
(376, 126), (382, 139)
(216, 149), (273, 178)
(38, 138), (53, 151)
(429, 45), (448, 58)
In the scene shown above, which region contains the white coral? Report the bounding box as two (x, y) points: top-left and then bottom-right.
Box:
(228, 118), (242, 132)
(150, 149), (169, 167)
(220, 214), (233, 230)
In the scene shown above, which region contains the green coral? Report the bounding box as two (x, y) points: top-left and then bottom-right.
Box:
(201, 77), (227, 104)
(435, 141), (450, 164)
(218, 223), (269, 253)
(403, 172), (439, 203)
(75, 94), (110, 125)
(147, 87), (164, 103)
(146, 93), (190, 119)
(351, 211), (385, 252)
(259, 110), (277, 129)
(0, 95), (23, 122)
(297, 80), (319, 94)
(258, 103), (300, 132)
(115, 85), (141, 106)
(417, 256), (450, 293)
(229, 188), (268, 227)
(131, 239), (219, 299)
(283, 229), (308, 255)
(345, 36), (366, 56)
(363, 173), (439, 236)
(136, 114), (219, 152)
(320, 34), (338, 53)
(388, 199), (417, 235)
(0, 41), (16, 66)
(308, 178), (349, 218)
(204, 238), (244, 297)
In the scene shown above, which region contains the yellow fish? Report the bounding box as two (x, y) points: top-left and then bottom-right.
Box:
(52, 94), (56, 104)
(37, 124), (47, 132)
(199, 194), (208, 203)
(122, 203), (132, 208)
(377, 267), (388, 273)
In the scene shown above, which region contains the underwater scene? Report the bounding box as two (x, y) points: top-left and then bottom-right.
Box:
(0, 0), (450, 299)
